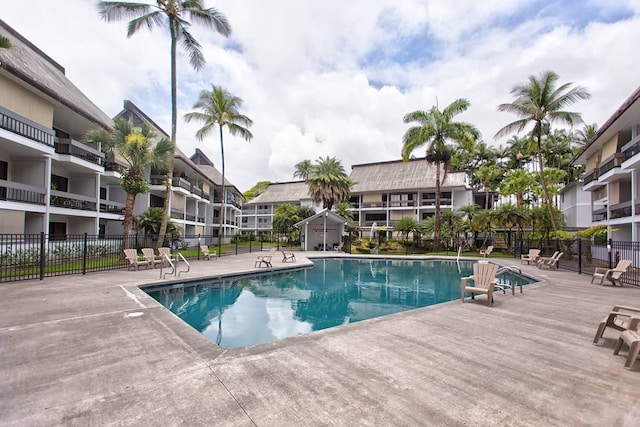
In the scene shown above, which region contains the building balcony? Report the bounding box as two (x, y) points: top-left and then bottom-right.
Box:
(420, 198), (452, 207)
(592, 207), (607, 222)
(50, 191), (97, 211)
(0, 106), (55, 149)
(54, 138), (104, 167)
(610, 200), (632, 219)
(99, 199), (125, 214)
(622, 137), (640, 170)
(598, 153), (626, 183)
(0, 180), (46, 205)
(170, 209), (184, 220)
(582, 169), (605, 191)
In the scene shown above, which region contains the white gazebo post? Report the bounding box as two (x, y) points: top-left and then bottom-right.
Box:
(323, 211), (328, 251)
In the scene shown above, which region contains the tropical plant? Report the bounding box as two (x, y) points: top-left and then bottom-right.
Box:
(574, 123), (598, 146)
(135, 207), (182, 241)
(0, 36), (11, 49)
(184, 84), (253, 249)
(293, 160), (313, 180)
(394, 217), (418, 240)
(470, 209), (495, 249)
(98, 0), (231, 248)
(85, 118), (173, 248)
(496, 70), (590, 234)
(296, 205), (316, 219)
(475, 164), (502, 209)
(500, 169), (535, 207)
(402, 98), (480, 252)
(243, 181), (271, 200)
(333, 201), (354, 222)
(306, 156), (353, 211)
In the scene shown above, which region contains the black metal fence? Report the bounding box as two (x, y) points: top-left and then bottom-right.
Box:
(513, 238), (640, 286)
(0, 232), (296, 283)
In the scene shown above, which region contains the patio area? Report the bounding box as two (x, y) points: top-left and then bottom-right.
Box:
(1, 253), (639, 426)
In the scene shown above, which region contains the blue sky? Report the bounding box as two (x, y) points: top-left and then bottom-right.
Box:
(3, 0), (640, 191)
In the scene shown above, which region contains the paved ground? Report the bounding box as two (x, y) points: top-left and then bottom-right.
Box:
(1, 252), (640, 426)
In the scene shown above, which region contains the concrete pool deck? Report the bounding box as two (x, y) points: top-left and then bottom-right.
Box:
(1, 252), (640, 426)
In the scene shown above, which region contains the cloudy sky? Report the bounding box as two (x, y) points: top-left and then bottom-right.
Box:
(3, 1), (640, 191)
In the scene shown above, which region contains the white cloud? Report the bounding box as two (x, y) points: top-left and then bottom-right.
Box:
(3, 0), (640, 192)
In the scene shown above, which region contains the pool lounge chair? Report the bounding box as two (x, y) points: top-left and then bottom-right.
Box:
(158, 247), (172, 266)
(593, 305), (640, 344)
(613, 321), (640, 370)
(591, 259), (632, 286)
(461, 262), (499, 306)
(334, 242), (344, 252)
(141, 248), (163, 268)
(124, 249), (148, 271)
(479, 246), (494, 258)
(521, 249), (541, 265)
(281, 249), (296, 263)
(537, 251), (562, 270)
(200, 245), (214, 260)
(255, 247), (276, 268)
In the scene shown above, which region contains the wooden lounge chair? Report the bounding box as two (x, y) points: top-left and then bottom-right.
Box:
(200, 245), (214, 260)
(141, 248), (162, 268)
(158, 247), (172, 266)
(461, 262), (499, 306)
(537, 251), (562, 270)
(591, 259), (632, 286)
(479, 245), (494, 258)
(281, 249), (296, 263)
(613, 321), (640, 370)
(255, 247), (276, 268)
(123, 248), (148, 271)
(521, 249), (541, 265)
(593, 305), (640, 344)
(334, 242), (344, 252)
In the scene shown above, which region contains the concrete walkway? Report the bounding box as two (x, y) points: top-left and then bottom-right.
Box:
(1, 253), (640, 426)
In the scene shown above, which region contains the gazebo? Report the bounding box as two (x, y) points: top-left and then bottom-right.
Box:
(294, 209), (354, 251)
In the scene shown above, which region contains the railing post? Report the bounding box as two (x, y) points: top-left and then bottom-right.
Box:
(235, 234), (238, 255)
(197, 234), (200, 261)
(39, 232), (45, 280)
(608, 238), (613, 269)
(577, 237), (582, 275)
(82, 233), (88, 275)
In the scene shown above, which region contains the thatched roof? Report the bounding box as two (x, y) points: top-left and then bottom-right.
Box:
(0, 20), (112, 131)
(246, 181), (310, 205)
(350, 158), (468, 192)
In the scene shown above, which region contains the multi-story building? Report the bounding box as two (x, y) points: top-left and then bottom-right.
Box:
(0, 20), (243, 241)
(348, 158), (474, 232)
(239, 158), (474, 238)
(571, 86), (640, 241)
(0, 19), (113, 236)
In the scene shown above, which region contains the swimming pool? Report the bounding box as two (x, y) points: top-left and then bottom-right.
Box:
(145, 258), (535, 348)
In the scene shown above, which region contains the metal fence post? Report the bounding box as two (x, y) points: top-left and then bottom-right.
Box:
(39, 232), (45, 280)
(608, 238), (613, 269)
(197, 234), (201, 260)
(577, 237), (582, 275)
(82, 233), (88, 275)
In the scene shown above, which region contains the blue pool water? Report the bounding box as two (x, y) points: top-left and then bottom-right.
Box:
(145, 258), (535, 348)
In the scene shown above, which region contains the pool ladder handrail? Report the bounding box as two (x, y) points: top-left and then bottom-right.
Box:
(159, 252), (190, 279)
(495, 265), (523, 295)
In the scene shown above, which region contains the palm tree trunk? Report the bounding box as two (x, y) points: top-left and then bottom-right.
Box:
(122, 192), (136, 250)
(434, 163), (442, 252)
(484, 180), (489, 209)
(218, 126), (225, 253)
(537, 132), (558, 234)
(157, 17), (178, 250)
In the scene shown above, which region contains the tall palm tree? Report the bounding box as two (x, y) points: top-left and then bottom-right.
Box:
(500, 169), (534, 207)
(402, 98), (480, 252)
(0, 36), (11, 49)
(293, 160), (313, 180)
(184, 84), (253, 249)
(475, 164), (502, 209)
(85, 118), (174, 247)
(496, 70), (590, 235)
(574, 123), (598, 146)
(306, 156), (353, 211)
(98, 0), (231, 248)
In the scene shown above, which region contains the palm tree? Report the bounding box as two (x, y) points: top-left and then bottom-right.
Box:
(334, 201), (354, 222)
(475, 164), (502, 209)
(394, 217), (418, 241)
(0, 36), (11, 49)
(402, 98), (480, 252)
(574, 123), (598, 146)
(306, 156), (353, 211)
(85, 118), (174, 247)
(293, 160), (313, 180)
(184, 85), (253, 250)
(496, 70), (590, 235)
(98, 0), (231, 248)
(500, 169), (534, 207)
